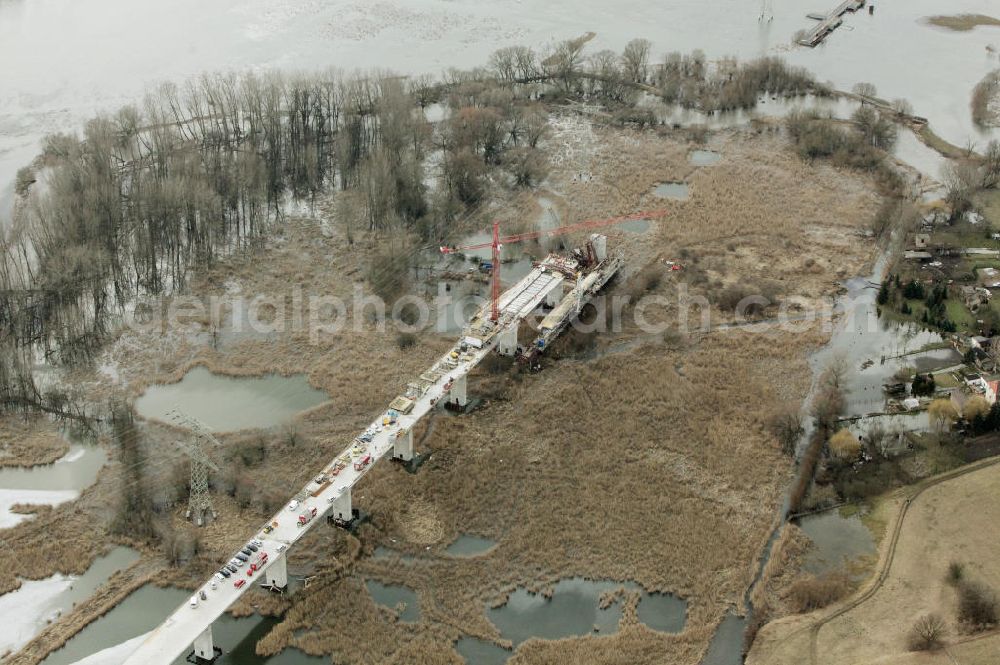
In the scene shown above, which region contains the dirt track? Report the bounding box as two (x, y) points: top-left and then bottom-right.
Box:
(749, 456), (1000, 665)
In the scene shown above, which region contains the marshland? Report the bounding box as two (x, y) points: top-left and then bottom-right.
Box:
(3, 2), (1000, 665)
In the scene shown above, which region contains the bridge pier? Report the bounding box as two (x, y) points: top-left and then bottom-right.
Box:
(330, 488), (352, 522)
(544, 282), (565, 308)
(187, 625), (221, 664)
(447, 375), (468, 407)
(265, 552), (288, 590)
(393, 428), (414, 461)
(498, 326), (518, 357)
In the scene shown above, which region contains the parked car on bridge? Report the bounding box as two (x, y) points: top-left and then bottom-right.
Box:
(234, 579), (246, 589)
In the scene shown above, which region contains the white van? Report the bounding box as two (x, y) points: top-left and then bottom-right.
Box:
(189, 595), (199, 609)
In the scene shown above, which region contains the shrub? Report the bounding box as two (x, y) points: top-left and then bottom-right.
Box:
(946, 561), (965, 586)
(396, 332), (417, 349)
(907, 613), (946, 651)
(911, 373), (935, 397)
(957, 581), (998, 629)
(769, 405), (804, 456)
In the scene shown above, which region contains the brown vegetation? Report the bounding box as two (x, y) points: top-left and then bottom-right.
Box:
(927, 14), (1000, 32)
(786, 571), (852, 613)
(0, 415), (69, 467)
(972, 70), (1000, 128)
(0, 44), (884, 663)
(828, 429), (861, 461)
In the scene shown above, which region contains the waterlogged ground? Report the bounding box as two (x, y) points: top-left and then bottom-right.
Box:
(2, 0), (999, 224)
(134, 366), (329, 431)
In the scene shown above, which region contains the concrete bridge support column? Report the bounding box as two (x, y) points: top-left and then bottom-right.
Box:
(448, 375), (468, 407)
(544, 282), (565, 308)
(498, 326), (518, 356)
(265, 552), (288, 589)
(393, 429), (414, 461)
(193, 625), (216, 662)
(330, 488), (352, 522)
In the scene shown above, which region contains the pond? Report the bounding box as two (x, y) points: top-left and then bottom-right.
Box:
(636, 592), (687, 633)
(796, 509), (876, 578)
(652, 182), (690, 200)
(455, 637), (510, 665)
(366, 580), (421, 622)
(134, 366), (329, 431)
(445, 534), (496, 557)
(689, 149), (722, 166)
(487, 578), (686, 647)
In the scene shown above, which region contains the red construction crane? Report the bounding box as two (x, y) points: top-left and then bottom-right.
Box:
(440, 209), (667, 323)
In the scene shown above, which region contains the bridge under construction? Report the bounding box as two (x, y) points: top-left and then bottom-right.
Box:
(121, 222), (647, 664)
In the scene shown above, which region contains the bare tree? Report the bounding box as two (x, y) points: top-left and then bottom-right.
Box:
(769, 404), (804, 456)
(853, 82), (878, 101)
(621, 38), (652, 84)
(907, 613), (946, 651)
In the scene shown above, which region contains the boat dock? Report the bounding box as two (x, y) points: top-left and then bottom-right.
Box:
(797, 0), (865, 47)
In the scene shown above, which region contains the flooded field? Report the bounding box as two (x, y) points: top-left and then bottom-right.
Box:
(3, 0), (999, 234)
(134, 366), (329, 431)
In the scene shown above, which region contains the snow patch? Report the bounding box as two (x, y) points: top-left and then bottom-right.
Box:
(0, 488), (78, 529)
(0, 575), (75, 656)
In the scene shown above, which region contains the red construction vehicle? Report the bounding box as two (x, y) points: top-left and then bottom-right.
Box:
(354, 454), (372, 472)
(297, 506), (318, 526)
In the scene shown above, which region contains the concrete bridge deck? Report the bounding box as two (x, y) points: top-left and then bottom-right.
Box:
(121, 261), (577, 665)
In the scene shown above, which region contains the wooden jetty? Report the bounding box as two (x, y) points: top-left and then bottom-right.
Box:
(797, 0), (865, 47)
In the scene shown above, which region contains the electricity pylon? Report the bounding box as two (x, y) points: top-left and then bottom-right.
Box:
(168, 409), (220, 526)
(759, 0), (773, 22)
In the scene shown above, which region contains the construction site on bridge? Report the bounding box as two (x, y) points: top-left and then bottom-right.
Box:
(124, 210), (653, 663)
(2, 123), (885, 665)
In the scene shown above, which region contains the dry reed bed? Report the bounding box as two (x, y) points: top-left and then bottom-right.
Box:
(0, 416), (70, 468)
(247, 323), (842, 663)
(3, 124), (882, 665)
